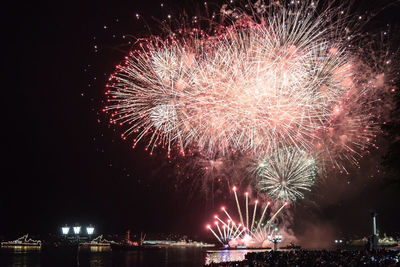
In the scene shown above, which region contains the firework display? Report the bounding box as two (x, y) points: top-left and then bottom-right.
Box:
(105, 0), (396, 202)
(106, 6), (352, 156)
(255, 146), (317, 202)
(207, 187), (287, 247)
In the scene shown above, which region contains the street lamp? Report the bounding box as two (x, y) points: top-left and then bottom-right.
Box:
(268, 230), (283, 251)
(73, 226), (81, 235)
(61, 226), (70, 235)
(86, 226), (94, 240)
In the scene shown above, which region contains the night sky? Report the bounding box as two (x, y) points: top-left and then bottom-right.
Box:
(3, 0), (400, 245)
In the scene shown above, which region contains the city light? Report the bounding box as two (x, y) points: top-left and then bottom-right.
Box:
(73, 226), (81, 235)
(86, 226), (94, 235)
(61, 226), (70, 235)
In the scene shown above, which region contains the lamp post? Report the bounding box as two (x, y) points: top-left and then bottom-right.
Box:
(86, 226), (94, 241)
(61, 226), (70, 237)
(73, 226), (81, 244)
(73, 226), (81, 235)
(73, 226), (81, 267)
(268, 228), (283, 251)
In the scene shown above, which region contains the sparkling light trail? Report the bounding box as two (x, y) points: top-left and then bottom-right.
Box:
(207, 187), (287, 247)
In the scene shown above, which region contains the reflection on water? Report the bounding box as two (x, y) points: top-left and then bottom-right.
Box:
(0, 246), (41, 267)
(1, 246), (41, 253)
(205, 249), (269, 265)
(0, 246), (268, 267)
(87, 246), (111, 253)
(114, 247), (206, 267)
(83, 249), (112, 267)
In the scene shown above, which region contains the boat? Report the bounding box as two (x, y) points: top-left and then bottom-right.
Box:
(111, 243), (162, 250)
(167, 240), (215, 247)
(1, 234), (41, 247)
(79, 235), (115, 247)
(111, 231), (163, 250)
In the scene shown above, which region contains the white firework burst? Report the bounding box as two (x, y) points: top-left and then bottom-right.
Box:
(255, 146), (317, 202)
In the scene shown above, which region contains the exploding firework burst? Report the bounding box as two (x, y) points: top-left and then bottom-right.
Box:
(255, 146), (317, 202)
(314, 98), (378, 173)
(104, 0), (397, 201)
(206, 186), (287, 247)
(105, 0), (373, 158)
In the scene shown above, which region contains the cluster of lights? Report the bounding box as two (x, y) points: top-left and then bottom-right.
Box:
(268, 226), (282, 241)
(268, 230), (283, 251)
(61, 225), (95, 235)
(268, 233), (283, 243)
(335, 239), (343, 244)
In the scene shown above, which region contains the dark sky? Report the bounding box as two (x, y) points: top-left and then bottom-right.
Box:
(3, 0), (221, 239)
(3, 0), (400, 244)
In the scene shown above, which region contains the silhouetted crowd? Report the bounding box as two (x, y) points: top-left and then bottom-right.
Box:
(206, 249), (400, 266)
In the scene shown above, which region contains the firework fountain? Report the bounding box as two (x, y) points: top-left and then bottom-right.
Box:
(207, 187), (288, 248)
(104, 0), (397, 201)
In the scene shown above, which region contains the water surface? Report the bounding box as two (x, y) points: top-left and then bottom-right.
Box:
(0, 247), (264, 267)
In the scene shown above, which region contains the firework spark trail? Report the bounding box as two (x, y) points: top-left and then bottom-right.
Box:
(233, 186), (244, 226)
(210, 214), (244, 246)
(255, 146), (317, 202)
(256, 200), (270, 230)
(251, 200), (258, 232)
(105, 0), (397, 201)
(248, 202), (287, 243)
(221, 207), (233, 222)
(245, 192), (249, 230)
(314, 83), (382, 173)
(207, 224), (223, 244)
(216, 222), (223, 239)
(207, 187), (287, 247)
